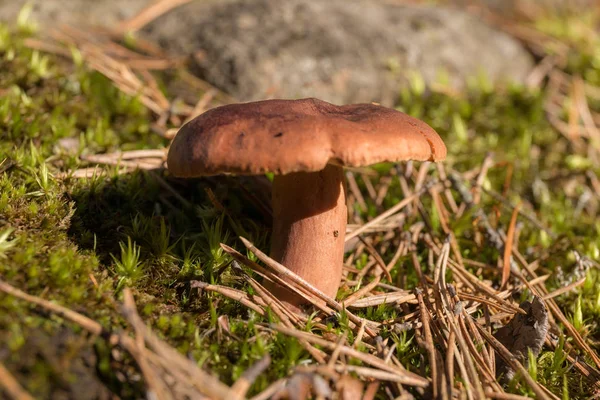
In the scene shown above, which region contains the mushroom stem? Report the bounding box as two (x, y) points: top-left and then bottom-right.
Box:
(268, 164), (347, 305)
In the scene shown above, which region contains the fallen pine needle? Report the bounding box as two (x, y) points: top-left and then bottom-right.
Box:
(542, 277), (587, 300)
(0, 361), (35, 400)
(502, 202), (521, 288)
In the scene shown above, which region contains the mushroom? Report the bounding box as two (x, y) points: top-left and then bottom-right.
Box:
(167, 98), (446, 305)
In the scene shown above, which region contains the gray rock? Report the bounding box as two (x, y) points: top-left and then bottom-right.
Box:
(0, 0), (534, 105)
(143, 0), (534, 105)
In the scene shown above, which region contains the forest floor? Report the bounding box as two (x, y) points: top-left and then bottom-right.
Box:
(1, 2), (600, 399)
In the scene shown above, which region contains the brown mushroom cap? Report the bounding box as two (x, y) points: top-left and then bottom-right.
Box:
(167, 98), (446, 177)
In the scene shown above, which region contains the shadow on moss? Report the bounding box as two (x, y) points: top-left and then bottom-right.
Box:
(66, 169), (272, 294)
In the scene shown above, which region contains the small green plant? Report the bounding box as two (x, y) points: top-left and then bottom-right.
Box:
(27, 163), (54, 197)
(528, 349), (538, 381)
(111, 237), (143, 292)
(0, 227), (16, 259)
(392, 330), (415, 358)
(15, 2), (36, 33)
(199, 215), (230, 282)
(571, 295), (585, 333)
(149, 217), (176, 260)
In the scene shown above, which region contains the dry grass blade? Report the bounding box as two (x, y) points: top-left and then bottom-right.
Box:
(116, 0), (193, 33)
(574, 76), (600, 148)
(541, 276), (586, 300)
(0, 361), (35, 400)
(445, 330), (456, 395)
(244, 276), (298, 327)
(340, 275), (384, 307)
(502, 203), (521, 288)
(462, 314), (498, 389)
(484, 390), (539, 400)
(346, 290), (416, 309)
(22, 38), (72, 57)
(363, 381), (380, 400)
(326, 332), (348, 369)
(456, 292), (525, 315)
(457, 322), (496, 391)
(82, 152), (165, 170)
(107, 149), (167, 160)
(299, 364), (420, 384)
(346, 171), (368, 213)
(249, 378), (287, 400)
(358, 236), (394, 282)
(183, 89), (218, 125)
(415, 287), (439, 398)
(57, 166), (118, 179)
(526, 55), (559, 88)
(231, 355), (272, 398)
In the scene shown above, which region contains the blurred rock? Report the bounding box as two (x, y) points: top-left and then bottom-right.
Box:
(0, 0), (535, 105)
(143, 0), (534, 105)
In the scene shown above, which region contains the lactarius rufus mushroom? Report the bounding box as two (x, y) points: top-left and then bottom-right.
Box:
(167, 98), (446, 305)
